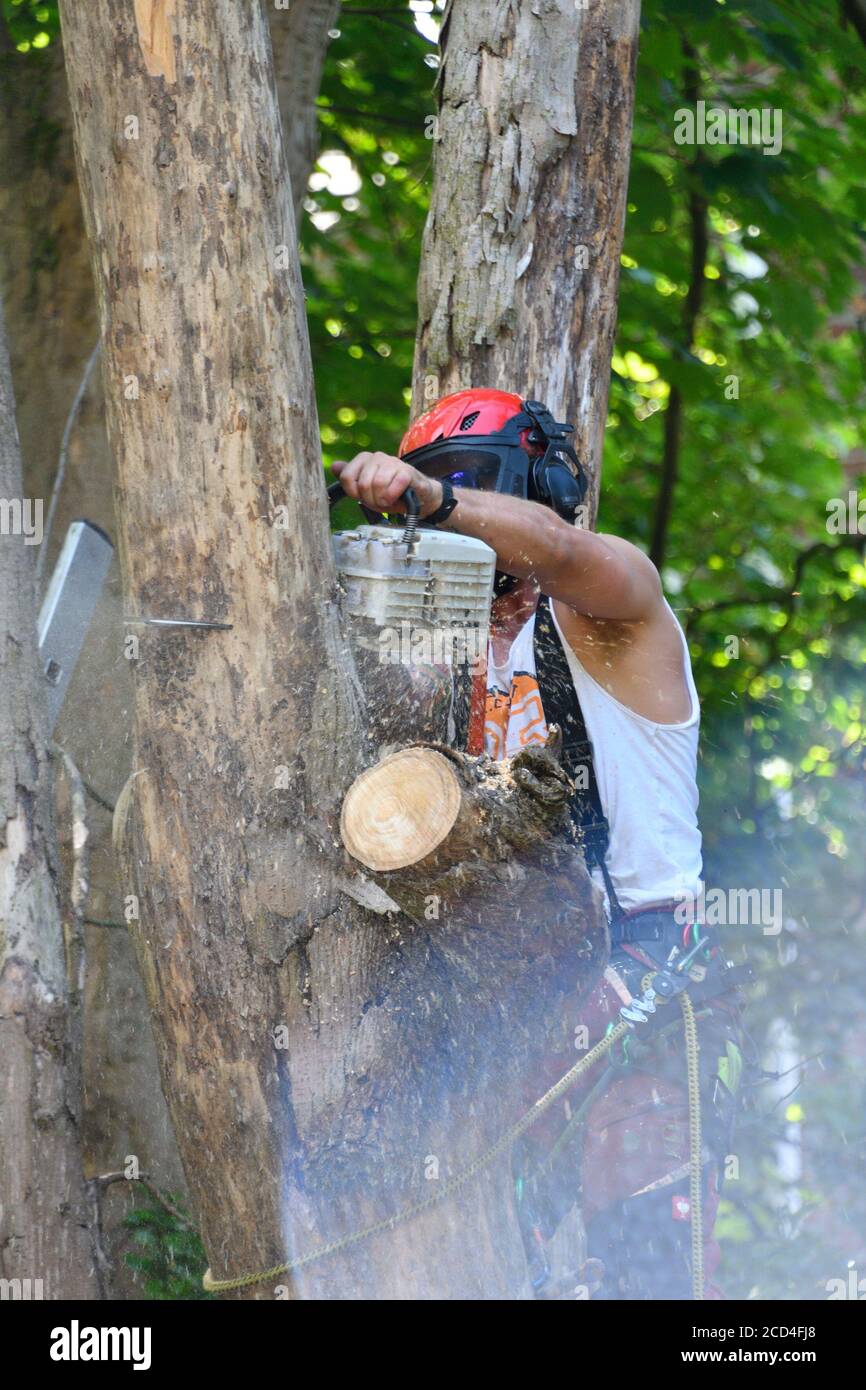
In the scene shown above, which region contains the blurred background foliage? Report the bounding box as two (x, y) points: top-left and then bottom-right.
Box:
(5, 0), (865, 1299)
(1, 0), (57, 51)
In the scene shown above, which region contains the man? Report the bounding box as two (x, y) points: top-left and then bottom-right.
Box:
(333, 389), (747, 1300)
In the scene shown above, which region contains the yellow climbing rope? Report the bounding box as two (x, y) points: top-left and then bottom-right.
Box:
(202, 1019), (631, 1293)
(680, 989), (704, 1301)
(203, 989), (705, 1298)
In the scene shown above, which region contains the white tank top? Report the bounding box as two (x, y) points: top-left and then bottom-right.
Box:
(483, 601), (703, 912)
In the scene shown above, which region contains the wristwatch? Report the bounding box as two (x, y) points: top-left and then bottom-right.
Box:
(423, 477), (459, 527)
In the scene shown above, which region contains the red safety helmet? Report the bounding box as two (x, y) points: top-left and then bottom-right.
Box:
(400, 389), (529, 456)
(399, 388), (586, 520)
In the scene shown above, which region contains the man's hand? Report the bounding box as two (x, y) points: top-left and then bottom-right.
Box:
(332, 452), (444, 518)
(332, 449), (662, 625)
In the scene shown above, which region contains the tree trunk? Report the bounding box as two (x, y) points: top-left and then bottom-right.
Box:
(412, 0), (641, 508)
(0, 11), (340, 1296)
(0, 294), (98, 1300)
(60, 0), (609, 1299)
(408, 0), (642, 1289)
(649, 50), (707, 571)
(0, 6), (336, 575)
(58, 0), (369, 1295)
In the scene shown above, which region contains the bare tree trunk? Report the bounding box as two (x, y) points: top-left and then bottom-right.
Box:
(60, 0), (608, 1298)
(412, 0), (641, 509)
(1, 9), (343, 1296)
(0, 294), (98, 1300)
(409, 0), (642, 1289)
(57, 0), (371, 1296)
(0, 0), (336, 1295)
(0, 6), (337, 568)
(0, 31), (191, 1293)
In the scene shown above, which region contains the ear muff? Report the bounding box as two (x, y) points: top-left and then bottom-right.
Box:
(530, 454), (588, 520)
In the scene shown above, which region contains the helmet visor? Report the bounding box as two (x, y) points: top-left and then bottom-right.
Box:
(410, 445), (503, 491)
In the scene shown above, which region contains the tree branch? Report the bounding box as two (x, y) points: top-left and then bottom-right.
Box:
(90, 1170), (195, 1229)
(686, 535), (866, 633)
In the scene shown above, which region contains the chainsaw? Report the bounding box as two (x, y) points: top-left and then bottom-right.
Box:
(37, 518), (114, 734)
(328, 481), (495, 748)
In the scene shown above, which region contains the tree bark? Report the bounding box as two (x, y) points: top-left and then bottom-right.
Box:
(0, 294), (98, 1300)
(59, 0), (608, 1299)
(411, 0), (642, 510)
(0, 9), (344, 1294)
(58, 0), (369, 1295)
(0, 6), (338, 573)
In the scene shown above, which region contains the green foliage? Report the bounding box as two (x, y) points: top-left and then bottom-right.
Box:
(2, 0), (58, 51)
(122, 1200), (214, 1301)
(303, 1), (437, 497)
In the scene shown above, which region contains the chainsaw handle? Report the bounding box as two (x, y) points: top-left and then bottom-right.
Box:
(327, 481), (421, 533)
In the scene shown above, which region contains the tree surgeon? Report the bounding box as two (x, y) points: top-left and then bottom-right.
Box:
(333, 388), (750, 1300)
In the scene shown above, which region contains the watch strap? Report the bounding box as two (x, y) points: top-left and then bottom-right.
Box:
(423, 477), (459, 527)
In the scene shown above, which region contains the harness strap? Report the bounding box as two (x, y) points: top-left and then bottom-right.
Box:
(533, 596), (622, 917)
(456, 593), (619, 913)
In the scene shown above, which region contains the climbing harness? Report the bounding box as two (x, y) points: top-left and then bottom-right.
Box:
(202, 944), (707, 1295)
(514, 925), (738, 1303)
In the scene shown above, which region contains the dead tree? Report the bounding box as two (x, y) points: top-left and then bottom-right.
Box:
(406, 0), (642, 1281)
(0, 294), (98, 1299)
(59, 0), (619, 1298)
(0, 8), (346, 1294)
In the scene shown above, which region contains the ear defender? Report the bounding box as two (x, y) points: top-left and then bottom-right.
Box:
(530, 455), (588, 519)
(520, 399), (588, 521)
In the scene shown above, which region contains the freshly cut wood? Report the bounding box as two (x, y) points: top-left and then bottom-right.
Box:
(341, 748), (463, 871)
(340, 738), (606, 945)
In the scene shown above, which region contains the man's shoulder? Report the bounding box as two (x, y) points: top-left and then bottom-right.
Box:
(593, 531), (663, 587)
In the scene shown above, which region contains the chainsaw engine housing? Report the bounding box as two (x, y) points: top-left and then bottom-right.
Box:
(332, 525), (495, 750)
(332, 524), (495, 661)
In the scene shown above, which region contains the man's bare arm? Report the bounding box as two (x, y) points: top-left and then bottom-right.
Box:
(332, 451), (663, 622)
